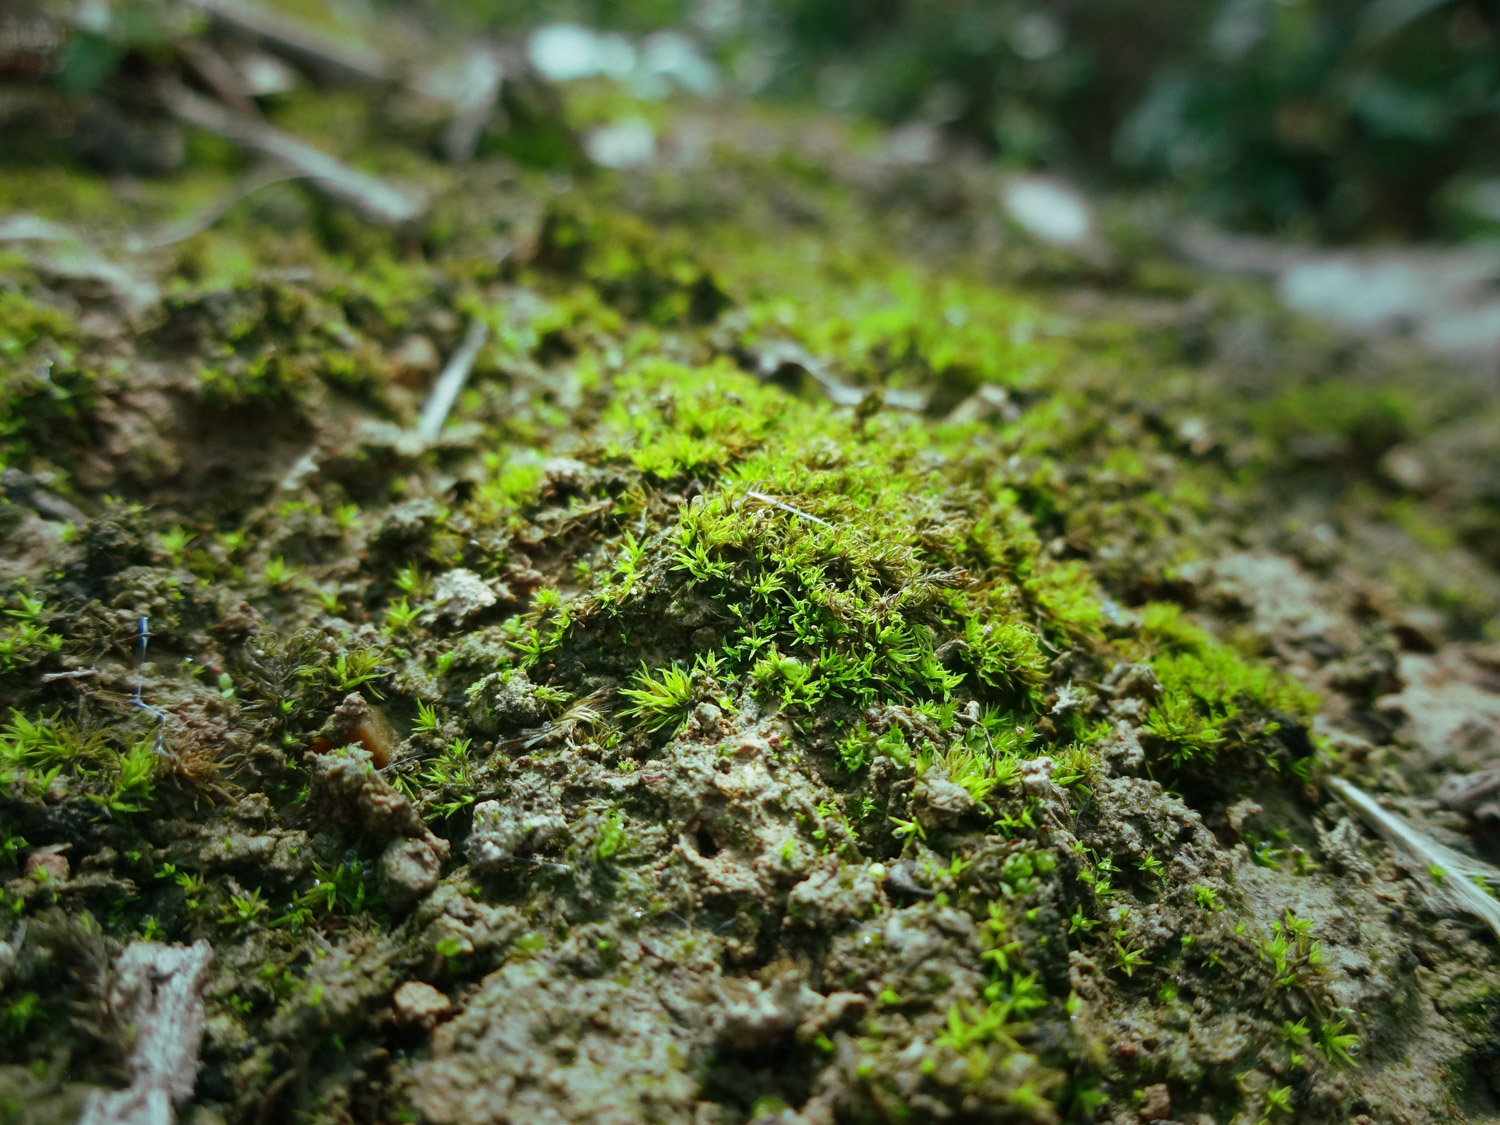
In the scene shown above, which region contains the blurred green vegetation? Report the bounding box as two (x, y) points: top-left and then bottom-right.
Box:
(434, 0), (1500, 241)
(14, 0), (1500, 240)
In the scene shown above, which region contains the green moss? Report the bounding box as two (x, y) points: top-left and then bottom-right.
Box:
(1384, 497), (1458, 552)
(598, 357), (794, 478)
(527, 200), (728, 326)
(713, 236), (1069, 394)
(0, 709), (158, 815)
(571, 365), (1070, 715)
(619, 660), (701, 732)
(1246, 381), (1419, 472)
(0, 290), (72, 360)
(0, 168), (119, 223)
(0, 289), (96, 470)
(3, 64), (1490, 1125)
(1023, 560), (1109, 646)
(1132, 604), (1319, 769)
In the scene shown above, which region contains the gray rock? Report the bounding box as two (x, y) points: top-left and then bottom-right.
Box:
(1099, 722), (1146, 776)
(542, 456), (590, 493)
(466, 670), (545, 733)
(716, 971), (817, 1049)
(431, 568), (500, 625)
(380, 837), (443, 910)
(77, 940), (214, 1125)
(393, 980), (451, 1029)
(1102, 662), (1162, 701)
(306, 747), (451, 861)
(913, 774), (975, 830)
(307, 747), (425, 841)
(466, 799), (566, 877)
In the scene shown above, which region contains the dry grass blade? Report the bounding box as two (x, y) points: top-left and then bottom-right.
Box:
(133, 166), (302, 249)
(1326, 776), (1500, 941)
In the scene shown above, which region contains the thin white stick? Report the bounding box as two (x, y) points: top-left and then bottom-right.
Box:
(133, 616), (168, 751)
(418, 318), (488, 443)
(134, 167), (303, 249)
(743, 490), (831, 527)
(1327, 776), (1500, 941)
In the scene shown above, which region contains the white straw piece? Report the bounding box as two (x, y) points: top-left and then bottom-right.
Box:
(1326, 775), (1500, 941)
(417, 318), (489, 443)
(742, 490), (831, 527)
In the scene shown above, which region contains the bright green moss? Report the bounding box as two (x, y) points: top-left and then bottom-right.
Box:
(530, 358), (1108, 727)
(712, 236), (1069, 393)
(0, 709), (157, 814)
(961, 611), (1048, 698)
(0, 289), (73, 360)
(619, 660), (700, 733)
(1024, 560), (1109, 646)
(1134, 603), (1319, 767)
(671, 467), (969, 705)
(599, 358), (795, 478)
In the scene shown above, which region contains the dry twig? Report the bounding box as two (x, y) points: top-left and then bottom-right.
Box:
(162, 85), (427, 226)
(187, 0), (391, 85)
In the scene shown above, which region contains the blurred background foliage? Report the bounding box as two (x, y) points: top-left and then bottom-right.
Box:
(430, 0), (1500, 242)
(13, 0), (1500, 242)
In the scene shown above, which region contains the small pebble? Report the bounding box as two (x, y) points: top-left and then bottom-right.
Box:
(379, 837), (442, 910)
(393, 981), (451, 1029)
(25, 846), (69, 883)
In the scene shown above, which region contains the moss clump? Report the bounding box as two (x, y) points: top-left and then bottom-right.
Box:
(527, 200), (730, 327)
(0, 284), (94, 471)
(0, 287), (72, 362)
(714, 234), (1070, 397)
(1132, 602), (1320, 771)
(522, 359), (1083, 735)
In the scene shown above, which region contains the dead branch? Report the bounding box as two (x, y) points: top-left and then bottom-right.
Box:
(162, 85), (427, 227)
(187, 0), (391, 85)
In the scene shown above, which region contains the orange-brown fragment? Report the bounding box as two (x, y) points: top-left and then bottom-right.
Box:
(326, 692), (400, 768)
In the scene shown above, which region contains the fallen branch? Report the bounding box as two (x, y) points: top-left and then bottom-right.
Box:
(187, 0), (391, 85)
(40, 669), (98, 683)
(749, 338), (924, 411)
(175, 36), (258, 116)
(1326, 776), (1500, 941)
(162, 85), (427, 227)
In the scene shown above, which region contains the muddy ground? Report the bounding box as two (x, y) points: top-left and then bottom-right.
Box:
(3, 16), (1500, 1125)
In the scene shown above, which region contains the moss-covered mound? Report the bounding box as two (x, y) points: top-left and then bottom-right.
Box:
(2, 49), (1500, 1125)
